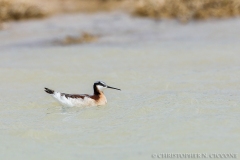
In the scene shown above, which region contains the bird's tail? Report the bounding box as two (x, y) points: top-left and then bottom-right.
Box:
(44, 88), (54, 94)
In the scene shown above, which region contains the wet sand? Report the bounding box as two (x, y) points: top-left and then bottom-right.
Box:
(0, 12), (240, 159)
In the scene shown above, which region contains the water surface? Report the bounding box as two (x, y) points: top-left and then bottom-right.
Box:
(0, 12), (240, 159)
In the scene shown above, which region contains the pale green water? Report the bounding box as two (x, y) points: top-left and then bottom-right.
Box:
(0, 12), (240, 159)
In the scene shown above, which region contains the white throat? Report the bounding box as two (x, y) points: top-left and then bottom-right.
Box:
(96, 85), (106, 92)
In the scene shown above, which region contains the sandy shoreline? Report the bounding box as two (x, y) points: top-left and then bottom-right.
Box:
(1, 0), (240, 22)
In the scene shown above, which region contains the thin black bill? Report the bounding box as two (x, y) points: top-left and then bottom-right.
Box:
(107, 86), (121, 91)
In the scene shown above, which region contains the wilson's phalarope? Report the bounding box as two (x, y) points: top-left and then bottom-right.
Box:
(44, 81), (121, 107)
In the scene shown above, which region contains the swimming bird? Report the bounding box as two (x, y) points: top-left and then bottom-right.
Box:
(44, 81), (121, 107)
